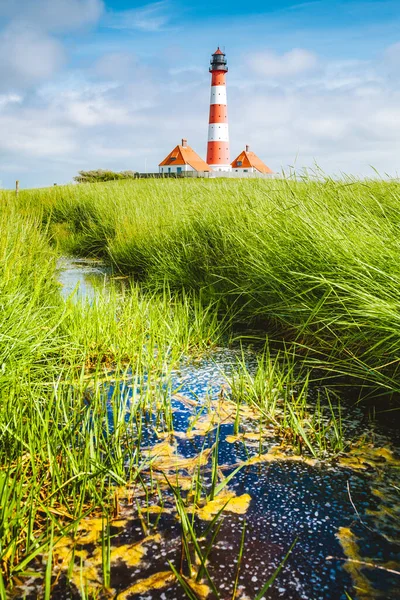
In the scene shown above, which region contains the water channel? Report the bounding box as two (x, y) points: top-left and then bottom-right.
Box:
(20, 259), (400, 600)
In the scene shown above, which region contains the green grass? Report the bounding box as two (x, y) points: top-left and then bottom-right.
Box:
(229, 346), (345, 457)
(0, 198), (230, 591)
(9, 176), (400, 398)
(0, 177), (398, 597)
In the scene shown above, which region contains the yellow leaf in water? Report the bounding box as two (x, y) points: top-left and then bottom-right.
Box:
(337, 457), (369, 470)
(150, 471), (194, 490)
(144, 505), (170, 514)
(211, 398), (259, 422)
(187, 413), (218, 438)
(146, 440), (176, 459)
(68, 561), (103, 595)
(144, 442), (212, 472)
(74, 517), (105, 544)
(243, 432), (261, 440)
(196, 491), (251, 521)
(109, 544), (146, 567)
(93, 534), (161, 568)
(338, 444), (400, 472)
(226, 432), (270, 445)
(186, 578), (211, 598)
(336, 527), (379, 599)
(154, 430), (172, 440)
(245, 447), (317, 467)
(370, 447), (400, 465)
(371, 488), (385, 499)
(173, 393), (198, 407)
(111, 519), (127, 527)
(117, 571), (175, 599)
(115, 484), (146, 502)
(172, 431), (192, 439)
(54, 535), (91, 568)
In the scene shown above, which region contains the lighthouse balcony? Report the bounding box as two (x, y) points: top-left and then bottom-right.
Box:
(209, 64), (228, 72)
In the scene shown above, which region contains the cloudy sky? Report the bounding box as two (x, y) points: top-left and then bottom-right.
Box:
(0, 0), (400, 188)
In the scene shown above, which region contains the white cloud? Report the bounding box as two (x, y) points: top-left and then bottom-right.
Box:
(383, 41), (400, 64)
(0, 112), (76, 157)
(0, 23), (65, 90)
(0, 0), (104, 32)
(65, 98), (135, 127)
(249, 48), (318, 78)
(229, 71), (400, 175)
(2, 40), (400, 187)
(319, 60), (381, 91)
(94, 53), (139, 80)
(0, 0), (104, 90)
(105, 1), (170, 32)
(0, 93), (22, 108)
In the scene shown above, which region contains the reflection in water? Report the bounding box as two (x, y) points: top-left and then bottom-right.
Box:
(57, 257), (114, 300)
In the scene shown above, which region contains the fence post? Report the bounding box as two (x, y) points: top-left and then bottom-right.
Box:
(15, 180), (19, 196)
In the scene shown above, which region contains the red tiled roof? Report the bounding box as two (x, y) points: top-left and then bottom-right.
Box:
(159, 144), (211, 171)
(231, 149), (273, 174)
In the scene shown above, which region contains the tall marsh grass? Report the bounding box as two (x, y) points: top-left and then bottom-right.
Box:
(14, 176), (400, 398)
(0, 195), (230, 589)
(0, 178), (397, 596)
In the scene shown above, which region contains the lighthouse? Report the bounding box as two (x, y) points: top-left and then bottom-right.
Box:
(206, 48), (231, 172)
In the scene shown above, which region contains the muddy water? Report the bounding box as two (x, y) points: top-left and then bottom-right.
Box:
(40, 260), (400, 600)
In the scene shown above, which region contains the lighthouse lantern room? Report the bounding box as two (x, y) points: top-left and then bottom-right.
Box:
(206, 48), (232, 172)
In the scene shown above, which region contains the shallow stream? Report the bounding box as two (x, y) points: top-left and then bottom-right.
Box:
(21, 259), (400, 600)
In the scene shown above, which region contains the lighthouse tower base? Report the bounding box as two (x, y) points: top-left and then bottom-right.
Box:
(209, 164), (232, 172)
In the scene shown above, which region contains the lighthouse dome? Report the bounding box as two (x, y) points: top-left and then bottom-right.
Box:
(210, 47), (228, 72)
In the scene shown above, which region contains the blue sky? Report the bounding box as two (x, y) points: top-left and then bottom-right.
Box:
(0, 0), (400, 188)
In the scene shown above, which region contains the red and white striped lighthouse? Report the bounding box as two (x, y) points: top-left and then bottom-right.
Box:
(206, 47), (231, 172)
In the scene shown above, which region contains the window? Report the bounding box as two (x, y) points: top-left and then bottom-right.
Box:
(237, 161), (242, 167)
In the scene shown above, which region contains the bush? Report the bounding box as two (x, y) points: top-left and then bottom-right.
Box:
(73, 169), (138, 183)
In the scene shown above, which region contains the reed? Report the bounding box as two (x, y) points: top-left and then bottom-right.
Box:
(229, 347), (345, 458)
(0, 176), (397, 597)
(10, 175), (400, 398)
(0, 199), (230, 593)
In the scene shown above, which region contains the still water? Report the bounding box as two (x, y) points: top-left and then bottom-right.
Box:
(20, 259), (399, 600)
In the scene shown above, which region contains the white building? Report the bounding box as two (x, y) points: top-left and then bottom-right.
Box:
(231, 145), (273, 174)
(159, 139), (211, 175)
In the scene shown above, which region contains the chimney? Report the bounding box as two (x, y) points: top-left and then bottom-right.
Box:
(182, 138), (187, 147)
(245, 145), (250, 152)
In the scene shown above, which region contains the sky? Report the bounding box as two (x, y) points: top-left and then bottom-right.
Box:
(0, 0), (400, 188)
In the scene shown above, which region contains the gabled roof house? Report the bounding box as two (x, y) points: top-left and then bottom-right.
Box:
(231, 145), (273, 174)
(159, 139), (211, 174)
